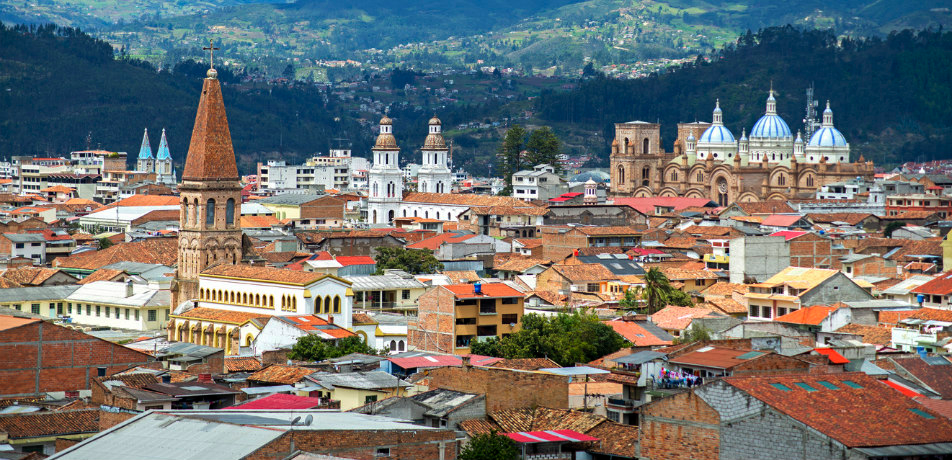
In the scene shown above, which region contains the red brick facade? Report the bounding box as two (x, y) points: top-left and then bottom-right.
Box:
(244, 429), (459, 460)
(427, 365), (569, 412)
(408, 287), (456, 354)
(788, 233), (847, 270)
(0, 321), (152, 397)
(640, 390), (720, 460)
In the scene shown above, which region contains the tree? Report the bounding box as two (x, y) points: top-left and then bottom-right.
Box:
(524, 126), (561, 173)
(373, 247), (444, 275)
(618, 286), (642, 311)
(496, 125), (526, 189)
(883, 221), (906, 238)
(459, 431), (519, 460)
(469, 311), (626, 366)
(287, 334), (376, 361)
(97, 237), (114, 249)
(582, 61), (597, 77)
(282, 63), (295, 80)
(675, 325), (711, 344)
(643, 267), (671, 314)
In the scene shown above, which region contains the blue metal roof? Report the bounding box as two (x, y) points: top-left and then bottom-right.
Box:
(698, 125), (735, 144)
(808, 126), (847, 147)
(750, 114), (792, 139)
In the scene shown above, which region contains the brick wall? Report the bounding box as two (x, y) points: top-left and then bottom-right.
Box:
(733, 353), (811, 376)
(55, 438), (80, 452)
(849, 256), (897, 278)
(541, 228), (589, 261)
(98, 410), (136, 430)
(789, 234), (848, 270)
(261, 348), (289, 366)
(244, 429), (459, 460)
(640, 390), (720, 460)
(427, 365), (569, 412)
(0, 321), (152, 397)
(408, 287), (455, 354)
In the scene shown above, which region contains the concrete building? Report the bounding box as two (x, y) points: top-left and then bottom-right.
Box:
(512, 164), (567, 202)
(65, 281), (171, 331)
(346, 270), (428, 313)
(351, 388), (485, 430)
(728, 235), (790, 283)
(409, 283), (524, 354)
(743, 267), (873, 321)
(0, 233), (47, 264)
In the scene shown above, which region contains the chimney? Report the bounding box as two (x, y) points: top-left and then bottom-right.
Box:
(97, 367), (107, 377)
(125, 280), (134, 298)
(461, 355), (471, 367)
(328, 315), (334, 325)
(198, 373), (212, 383)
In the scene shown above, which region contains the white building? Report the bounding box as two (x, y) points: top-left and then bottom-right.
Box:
(367, 116), (403, 225)
(252, 314), (358, 356)
(65, 280), (171, 331)
(512, 164), (567, 202)
(417, 116), (453, 194)
(1, 233), (47, 264)
(193, 264), (354, 329)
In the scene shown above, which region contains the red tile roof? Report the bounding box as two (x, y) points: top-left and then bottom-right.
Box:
(813, 348), (850, 364)
(335, 256), (376, 266)
(228, 393), (325, 410)
(669, 347), (766, 370)
(224, 357), (263, 373)
(611, 197), (715, 214)
(181, 77), (240, 181)
(277, 315), (356, 339)
(172, 307), (271, 325)
(774, 305), (837, 326)
(761, 214), (805, 227)
(444, 283), (523, 299)
(202, 264), (331, 285)
(769, 230), (809, 241)
(407, 232), (476, 250)
(911, 272), (952, 296)
(0, 409), (99, 439)
(247, 365), (315, 385)
(0, 315), (41, 331)
(603, 319), (673, 347)
(725, 373), (952, 447)
(650, 306), (716, 331)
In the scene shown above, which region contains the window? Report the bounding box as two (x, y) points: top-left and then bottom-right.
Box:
(105, 307), (110, 317)
(86, 305), (91, 315)
(333, 296), (341, 314)
(375, 447), (390, 457)
(148, 310), (157, 322)
(793, 382), (817, 392)
(455, 317), (477, 325)
(365, 395), (378, 404)
(57, 303), (63, 315)
(479, 299), (496, 314)
(135, 310), (140, 321)
(31, 303), (40, 315)
(67, 303), (72, 314)
(115, 308), (120, 319)
(761, 306), (771, 318)
(95, 305), (101, 317)
(125, 309), (130, 320)
(816, 380), (839, 390)
(501, 297), (518, 305)
(607, 411), (620, 422)
(842, 380), (863, 389)
(165, 310), (170, 320)
(206, 199), (216, 226)
(402, 290), (410, 300)
(777, 307), (787, 317)
(749, 305), (759, 317)
(226, 198), (235, 226)
(15, 243), (24, 249)
(770, 383), (792, 391)
(501, 314), (518, 325)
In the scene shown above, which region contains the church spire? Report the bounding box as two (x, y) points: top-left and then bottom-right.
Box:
(712, 99), (723, 125)
(822, 100), (834, 126)
(181, 67), (239, 181)
(138, 129), (153, 160)
(766, 86), (777, 115)
(156, 129), (171, 160)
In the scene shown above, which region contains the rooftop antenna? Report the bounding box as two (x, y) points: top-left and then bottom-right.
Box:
(803, 82), (820, 141)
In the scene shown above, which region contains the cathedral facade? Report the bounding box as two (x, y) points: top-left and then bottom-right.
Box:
(610, 89), (874, 205)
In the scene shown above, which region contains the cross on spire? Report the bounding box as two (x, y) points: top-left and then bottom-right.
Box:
(203, 39), (220, 69)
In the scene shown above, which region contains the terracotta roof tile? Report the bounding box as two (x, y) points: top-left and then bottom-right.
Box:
(352, 313), (377, 325)
(650, 305), (716, 331)
(835, 324), (893, 346)
(0, 409), (99, 440)
(603, 319), (673, 347)
(774, 305), (838, 325)
(404, 192), (541, 208)
(202, 264), (332, 285)
(407, 231), (475, 250)
(660, 267), (720, 281)
(488, 358), (561, 371)
(704, 297), (747, 314)
(806, 213), (877, 225)
(172, 307), (271, 325)
(911, 272), (952, 296)
(76, 268), (126, 284)
(572, 226), (641, 236)
(54, 238), (178, 270)
(701, 282), (749, 297)
(734, 201), (795, 215)
(496, 258), (549, 273)
(514, 238), (543, 249)
(225, 357), (264, 373)
(0, 267), (64, 286)
(682, 225), (740, 238)
(908, 307), (952, 322)
(661, 236), (698, 249)
(247, 364), (315, 385)
(444, 283), (523, 299)
(887, 356), (952, 399)
(98, 373), (160, 389)
(241, 215), (281, 229)
(725, 373), (952, 447)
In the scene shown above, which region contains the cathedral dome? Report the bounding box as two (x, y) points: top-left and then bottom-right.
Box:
(379, 115), (393, 126)
(423, 133), (447, 150)
(428, 116), (442, 125)
(698, 125), (735, 144)
(374, 133), (398, 149)
(808, 127), (847, 147)
(750, 114), (792, 139)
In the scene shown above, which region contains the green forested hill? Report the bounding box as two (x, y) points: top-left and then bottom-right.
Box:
(536, 27), (952, 166)
(0, 23), (368, 173)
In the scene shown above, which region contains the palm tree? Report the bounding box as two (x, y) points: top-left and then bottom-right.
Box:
(643, 268), (671, 314)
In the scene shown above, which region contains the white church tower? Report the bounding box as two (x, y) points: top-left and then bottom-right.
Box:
(417, 116), (453, 194)
(367, 116), (403, 225)
(154, 128), (176, 185)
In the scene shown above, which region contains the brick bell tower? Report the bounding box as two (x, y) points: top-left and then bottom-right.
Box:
(172, 61), (244, 308)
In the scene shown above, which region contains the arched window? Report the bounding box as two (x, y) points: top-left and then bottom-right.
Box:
(390, 340), (397, 351)
(372, 183), (378, 197)
(643, 138), (650, 155)
(243, 293), (248, 304)
(617, 166), (625, 185)
(206, 199), (216, 227)
(413, 210), (418, 217)
(697, 172), (703, 182)
(425, 211), (429, 219)
(316, 296), (323, 313)
(778, 175), (786, 186)
(402, 209), (407, 217)
(225, 199), (235, 226)
(269, 295), (274, 307)
(292, 297), (297, 311)
(806, 176), (815, 187)
(642, 166), (650, 180)
(255, 294), (260, 306)
(398, 340), (405, 351)
(333, 296), (341, 314)
(199, 289), (204, 300)
(372, 210), (378, 223)
(388, 210), (394, 222)
(670, 170), (678, 181)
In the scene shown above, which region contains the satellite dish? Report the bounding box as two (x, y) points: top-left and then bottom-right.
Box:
(290, 416), (301, 426)
(304, 415), (313, 425)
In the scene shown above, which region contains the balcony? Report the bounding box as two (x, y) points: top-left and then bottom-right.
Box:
(524, 454), (572, 460)
(606, 397), (639, 412)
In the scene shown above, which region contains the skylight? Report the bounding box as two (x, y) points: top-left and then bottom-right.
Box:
(842, 380), (863, 389)
(770, 383), (792, 392)
(909, 408), (935, 419)
(816, 381), (839, 390)
(794, 382), (818, 392)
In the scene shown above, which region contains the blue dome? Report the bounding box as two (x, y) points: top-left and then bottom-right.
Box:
(750, 114), (792, 139)
(808, 127), (847, 147)
(570, 171), (610, 183)
(698, 125), (735, 144)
